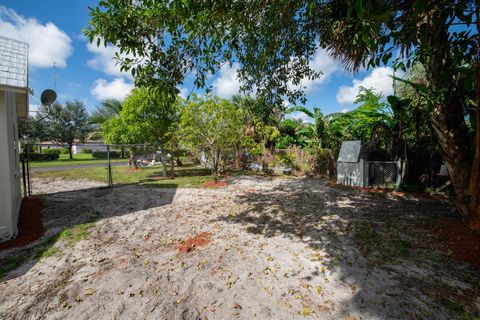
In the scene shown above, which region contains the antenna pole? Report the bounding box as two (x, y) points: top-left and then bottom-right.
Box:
(393, 68), (397, 96)
(53, 61), (57, 90)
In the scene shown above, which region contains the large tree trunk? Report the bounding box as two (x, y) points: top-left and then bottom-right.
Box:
(68, 144), (73, 159)
(162, 152), (168, 178)
(431, 104), (472, 216)
(211, 147), (220, 177)
(469, 4), (480, 229)
(426, 7), (473, 217)
(170, 153), (175, 178)
(471, 105), (480, 228)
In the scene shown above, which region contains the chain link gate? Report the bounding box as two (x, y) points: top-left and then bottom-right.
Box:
(22, 143), (112, 196)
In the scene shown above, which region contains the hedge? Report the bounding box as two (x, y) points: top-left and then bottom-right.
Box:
(20, 152), (59, 161)
(92, 151), (120, 159)
(43, 148), (61, 155)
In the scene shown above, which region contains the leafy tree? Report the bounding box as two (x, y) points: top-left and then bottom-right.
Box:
(286, 106), (326, 148)
(317, 0), (478, 218)
(102, 88), (178, 177)
(232, 95), (281, 154)
(89, 99), (123, 141)
(179, 95), (242, 175)
(348, 88), (395, 151)
(90, 99), (123, 133)
(38, 101), (91, 159)
(90, 99), (123, 125)
(276, 119), (304, 149)
(18, 117), (48, 142)
(395, 65), (444, 183)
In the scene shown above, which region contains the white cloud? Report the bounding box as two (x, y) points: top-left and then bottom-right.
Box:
(178, 87), (189, 99)
(336, 67), (395, 105)
(87, 40), (133, 79)
(285, 111), (314, 124)
(0, 7), (72, 68)
(341, 108), (350, 113)
(91, 78), (134, 101)
(303, 49), (339, 92)
(288, 49), (340, 94)
(212, 63), (241, 99)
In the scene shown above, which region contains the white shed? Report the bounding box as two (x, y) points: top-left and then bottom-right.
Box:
(336, 140), (402, 188)
(0, 36), (29, 242)
(336, 140), (367, 187)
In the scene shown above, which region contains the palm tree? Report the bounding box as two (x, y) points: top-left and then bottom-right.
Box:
(89, 99), (123, 140)
(90, 99), (123, 125)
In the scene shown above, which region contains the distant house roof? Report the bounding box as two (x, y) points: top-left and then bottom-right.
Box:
(39, 140), (106, 145)
(0, 36), (28, 90)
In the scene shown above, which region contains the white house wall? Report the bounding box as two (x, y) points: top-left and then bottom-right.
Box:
(0, 89), (21, 242)
(336, 162), (364, 187)
(72, 144), (115, 154)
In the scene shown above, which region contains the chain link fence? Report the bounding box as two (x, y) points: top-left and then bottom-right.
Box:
(21, 143), (174, 196)
(366, 161), (401, 188)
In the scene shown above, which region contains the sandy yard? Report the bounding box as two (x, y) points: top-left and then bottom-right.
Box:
(30, 177), (106, 195)
(0, 176), (479, 319)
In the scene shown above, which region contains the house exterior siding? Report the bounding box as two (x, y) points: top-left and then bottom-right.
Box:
(0, 36), (28, 243)
(0, 90), (22, 241)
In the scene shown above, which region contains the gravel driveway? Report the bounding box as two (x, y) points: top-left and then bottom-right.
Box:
(1, 176), (478, 319)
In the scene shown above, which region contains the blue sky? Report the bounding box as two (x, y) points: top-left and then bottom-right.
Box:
(0, 1), (396, 120)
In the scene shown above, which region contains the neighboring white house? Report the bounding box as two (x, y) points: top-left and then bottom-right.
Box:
(72, 142), (111, 154)
(38, 141), (118, 154)
(0, 36), (28, 242)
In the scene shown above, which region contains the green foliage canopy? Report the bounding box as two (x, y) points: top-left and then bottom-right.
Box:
(179, 95), (242, 174)
(102, 87), (178, 146)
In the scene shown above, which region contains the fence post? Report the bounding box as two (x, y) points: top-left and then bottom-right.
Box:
(107, 145), (113, 187)
(359, 159), (365, 187)
(395, 160), (402, 190)
(21, 159), (27, 198)
(26, 144), (31, 196)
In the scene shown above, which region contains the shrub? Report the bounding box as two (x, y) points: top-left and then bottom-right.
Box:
(92, 151), (120, 159)
(81, 149), (93, 154)
(276, 152), (295, 166)
(20, 152), (59, 161)
(59, 148), (69, 154)
(43, 148), (61, 155)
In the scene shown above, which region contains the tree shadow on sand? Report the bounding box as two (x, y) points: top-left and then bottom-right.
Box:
(0, 184), (177, 281)
(214, 177), (480, 319)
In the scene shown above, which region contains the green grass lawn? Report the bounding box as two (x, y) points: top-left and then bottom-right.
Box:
(29, 153), (128, 168)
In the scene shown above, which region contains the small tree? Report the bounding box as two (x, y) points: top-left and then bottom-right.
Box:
(18, 116), (48, 143)
(102, 87), (178, 177)
(39, 100), (91, 159)
(180, 95), (242, 176)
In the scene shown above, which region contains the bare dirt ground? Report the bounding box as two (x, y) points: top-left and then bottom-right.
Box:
(1, 176), (479, 320)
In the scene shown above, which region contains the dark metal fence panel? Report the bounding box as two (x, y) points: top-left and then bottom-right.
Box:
(366, 161), (401, 188)
(20, 143), (171, 196)
(22, 143), (111, 195)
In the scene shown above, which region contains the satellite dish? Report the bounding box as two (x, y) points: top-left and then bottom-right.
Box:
(40, 89), (57, 106)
